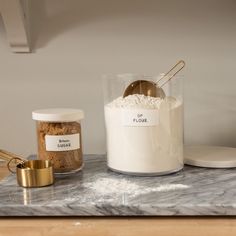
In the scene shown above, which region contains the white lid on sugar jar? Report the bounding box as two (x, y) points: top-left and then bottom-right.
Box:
(32, 108), (84, 122)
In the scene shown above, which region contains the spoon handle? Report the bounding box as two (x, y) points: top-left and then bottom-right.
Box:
(157, 60), (185, 88)
(0, 149), (26, 162)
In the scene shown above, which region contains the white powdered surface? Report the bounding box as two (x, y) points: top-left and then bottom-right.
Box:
(84, 178), (190, 197)
(106, 94), (163, 109)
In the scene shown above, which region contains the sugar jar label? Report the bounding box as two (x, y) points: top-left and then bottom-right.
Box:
(122, 109), (159, 126)
(45, 134), (80, 151)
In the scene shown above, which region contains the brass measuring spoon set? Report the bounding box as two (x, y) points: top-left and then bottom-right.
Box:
(0, 149), (54, 188)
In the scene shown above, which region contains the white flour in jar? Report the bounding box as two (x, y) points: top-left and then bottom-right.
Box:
(104, 94), (183, 174)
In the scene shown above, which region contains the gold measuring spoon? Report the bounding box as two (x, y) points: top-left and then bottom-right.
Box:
(123, 60), (185, 98)
(0, 149), (54, 188)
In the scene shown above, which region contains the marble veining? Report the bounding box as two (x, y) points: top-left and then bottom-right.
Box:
(0, 155), (236, 216)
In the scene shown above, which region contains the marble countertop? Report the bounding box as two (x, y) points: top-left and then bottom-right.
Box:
(0, 155), (236, 216)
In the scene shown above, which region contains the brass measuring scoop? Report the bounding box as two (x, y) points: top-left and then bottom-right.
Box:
(123, 60), (185, 98)
(0, 149), (54, 188)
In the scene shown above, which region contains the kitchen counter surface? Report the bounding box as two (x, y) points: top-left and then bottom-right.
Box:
(0, 155), (236, 216)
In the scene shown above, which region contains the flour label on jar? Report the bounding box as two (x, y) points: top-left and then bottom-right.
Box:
(122, 109), (159, 126)
(45, 134), (80, 151)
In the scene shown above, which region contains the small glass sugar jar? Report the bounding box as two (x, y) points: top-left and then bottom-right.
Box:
(32, 108), (84, 174)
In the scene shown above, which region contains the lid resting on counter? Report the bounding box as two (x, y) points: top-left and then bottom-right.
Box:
(184, 145), (236, 168)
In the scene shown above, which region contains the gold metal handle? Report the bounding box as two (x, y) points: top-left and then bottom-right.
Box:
(7, 157), (24, 173)
(0, 149), (26, 173)
(157, 60), (185, 88)
(0, 149), (26, 161)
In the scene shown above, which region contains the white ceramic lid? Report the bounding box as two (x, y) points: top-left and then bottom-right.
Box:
(32, 108), (84, 122)
(184, 145), (236, 168)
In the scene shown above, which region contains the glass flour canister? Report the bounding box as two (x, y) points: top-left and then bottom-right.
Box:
(103, 74), (184, 176)
(32, 108), (84, 174)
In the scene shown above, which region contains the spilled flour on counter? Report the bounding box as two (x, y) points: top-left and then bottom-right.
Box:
(83, 178), (190, 197)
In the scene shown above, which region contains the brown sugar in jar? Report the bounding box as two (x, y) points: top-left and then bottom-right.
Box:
(32, 109), (84, 174)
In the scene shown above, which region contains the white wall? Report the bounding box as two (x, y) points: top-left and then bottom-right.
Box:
(0, 0), (236, 156)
